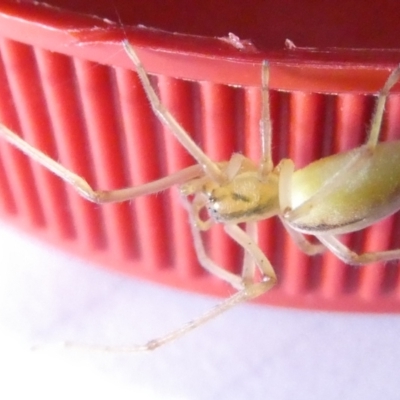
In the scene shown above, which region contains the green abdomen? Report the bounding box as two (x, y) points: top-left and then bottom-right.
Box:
(290, 141), (400, 233)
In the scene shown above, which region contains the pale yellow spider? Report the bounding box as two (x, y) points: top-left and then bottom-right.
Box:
(1, 40), (400, 351)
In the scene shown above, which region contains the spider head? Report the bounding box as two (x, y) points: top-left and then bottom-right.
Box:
(180, 155), (281, 225)
(202, 169), (281, 224)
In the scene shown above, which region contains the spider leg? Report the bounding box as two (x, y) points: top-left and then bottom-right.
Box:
(317, 234), (400, 265)
(123, 40), (225, 183)
(65, 223), (276, 352)
(180, 195), (244, 289)
(280, 218), (325, 255)
(276, 158), (295, 213)
(64, 281), (268, 352)
(224, 223), (277, 286)
(367, 64), (400, 147)
(259, 60), (273, 176)
(0, 123), (202, 202)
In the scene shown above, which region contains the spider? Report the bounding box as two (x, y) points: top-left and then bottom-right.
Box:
(1, 40), (400, 351)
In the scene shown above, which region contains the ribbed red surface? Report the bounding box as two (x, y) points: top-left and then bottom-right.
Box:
(0, 1), (400, 312)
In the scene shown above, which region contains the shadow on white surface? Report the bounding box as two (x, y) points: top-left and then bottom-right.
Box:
(0, 223), (399, 400)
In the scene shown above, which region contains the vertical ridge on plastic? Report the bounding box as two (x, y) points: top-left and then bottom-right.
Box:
(115, 67), (170, 271)
(360, 220), (393, 299)
(0, 145), (16, 215)
(73, 58), (141, 260)
(157, 76), (202, 277)
(0, 41), (19, 217)
(0, 39), (72, 237)
(34, 48), (109, 251)
(0, 38), (46, 228)
(0, 39), (45, 228)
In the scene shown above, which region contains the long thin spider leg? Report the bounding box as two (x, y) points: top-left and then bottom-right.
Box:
(280, 217), (325, 256)
(64, 282), (268, 352)
(224, 153), (248, 181)
(277, 158), (295, 213)
(317, 234), (400, 265)
(224, 223), (277, 284)
(0, 123), (202, 203)
(241, 222), (258, 284)
(259, 60), (273, 176)
(65, 224), (276, 352)
(180, 196), (243, 289)
(123, 40), (225, 183)
(367, 64), (400, 147)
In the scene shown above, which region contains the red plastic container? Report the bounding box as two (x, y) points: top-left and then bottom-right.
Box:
(1, 0), (400, 312)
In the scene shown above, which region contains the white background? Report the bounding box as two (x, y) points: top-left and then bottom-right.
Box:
(1, 221), (400, 400)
